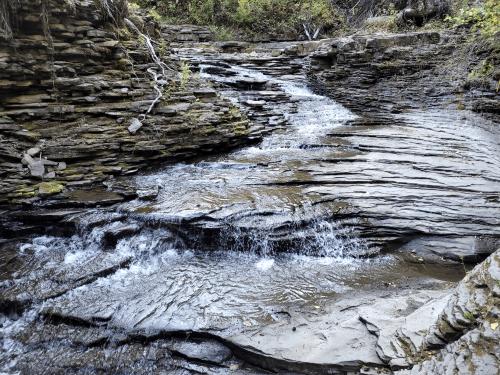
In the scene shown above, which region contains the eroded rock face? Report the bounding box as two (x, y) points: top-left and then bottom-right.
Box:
(396, 249), (500, 374)
(0, 0), (256, 206)
(161, 24), (214, 43)
(309, 31), (499, 115)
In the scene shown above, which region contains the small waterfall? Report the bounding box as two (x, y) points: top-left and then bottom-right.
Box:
(80, 62), (366, 261)
(199, 61), (356, 151)
(216, 216), (370, 258)
(9, 57), (371, 314)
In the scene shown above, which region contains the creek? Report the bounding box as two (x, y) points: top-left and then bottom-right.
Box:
(1, 44), (497, 374)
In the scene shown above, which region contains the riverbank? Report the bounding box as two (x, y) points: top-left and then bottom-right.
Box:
(0, 0), (256, 208)
(0, 1), (499, 374)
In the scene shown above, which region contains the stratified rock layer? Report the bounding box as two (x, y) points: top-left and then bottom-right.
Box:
(309, 31), (499, 115)
(396, 249), (500, 374)
(0, 0), (256, 206)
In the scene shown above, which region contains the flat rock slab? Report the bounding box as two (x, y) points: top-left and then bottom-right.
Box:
(114, 108), (500, 261)
(171, 340), (232, 364)
(38, 246), (453, 373)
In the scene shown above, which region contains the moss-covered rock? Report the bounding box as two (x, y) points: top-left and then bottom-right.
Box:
(37, 182), (65, 197)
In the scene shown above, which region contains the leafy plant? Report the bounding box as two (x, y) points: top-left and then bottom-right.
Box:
(446, 0), (500, 37)
(148, 8), (162, 21)
(209, 25), (234, 41)
(463, 311), (476, 322)
(468, 59), (494, 80)
(180, 60), (191, 89)
(140, 0), (343, 39)
(128, 1), (141, 11)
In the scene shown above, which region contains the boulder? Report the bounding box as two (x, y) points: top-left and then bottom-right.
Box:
(395, 249), (500, 373)
(103, 223), (141, 247)
(27, 147), (40, 156)
(396, 0), (451, 27)
(171, 340), (232, 365)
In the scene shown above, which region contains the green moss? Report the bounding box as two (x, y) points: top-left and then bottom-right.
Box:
(228, 106), (241, 118)
(37, 181), (65, 196)
(10, 186), (37, 198)
(463, 311), (476, 322)
(233, 122), (249, 136)
(134, 205), (155, 214)
(179, 60), (191, 89)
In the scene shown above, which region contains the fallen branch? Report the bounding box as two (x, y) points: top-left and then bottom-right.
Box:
(303, 23), (312, 41)
(312, 27), (321, 40)
(94, 0), (128, 25)
(0, 0), (19, 39)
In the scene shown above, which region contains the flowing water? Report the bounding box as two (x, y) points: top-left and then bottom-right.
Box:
(0, 51), (469, 373)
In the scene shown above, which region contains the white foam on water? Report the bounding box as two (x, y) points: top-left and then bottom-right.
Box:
(255, 257), (275, 270)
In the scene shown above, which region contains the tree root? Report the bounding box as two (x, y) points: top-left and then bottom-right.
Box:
(124, 17), (175, 128)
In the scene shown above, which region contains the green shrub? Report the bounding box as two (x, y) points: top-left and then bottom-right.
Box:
(468, 59), (494, 80)
(140, 0), (343, 39)
(446, 0), (500, 37)
(209, 25), (235, 41)
(148, 8), (163, 21)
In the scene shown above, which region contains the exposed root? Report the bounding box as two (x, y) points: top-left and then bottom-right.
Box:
(124, 18), (175, 123)
(93, 0), (128, 25)
(0, 0), (18, 39)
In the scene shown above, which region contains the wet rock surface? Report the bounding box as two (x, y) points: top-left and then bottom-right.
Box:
(1, 7), (499, 375)
(67, 43), (499, 261)
(0, 227), (465, 374)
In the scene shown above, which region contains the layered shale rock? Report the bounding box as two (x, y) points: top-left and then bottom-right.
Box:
(161, 24), (214, 43)
(0, 0), (256, 206)
(309, 31), (499, 115)
(395, 249), (500, 374)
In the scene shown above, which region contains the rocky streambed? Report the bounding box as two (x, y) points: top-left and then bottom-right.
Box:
(2, 38), (499, 374)
(1, 4), (500, 373)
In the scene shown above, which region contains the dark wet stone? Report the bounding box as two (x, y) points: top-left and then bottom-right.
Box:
(227, 77), (268, 90)
(103, 223), (141, 248)
(171, 340), (232, 364)
(63, 190), (124, 206)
